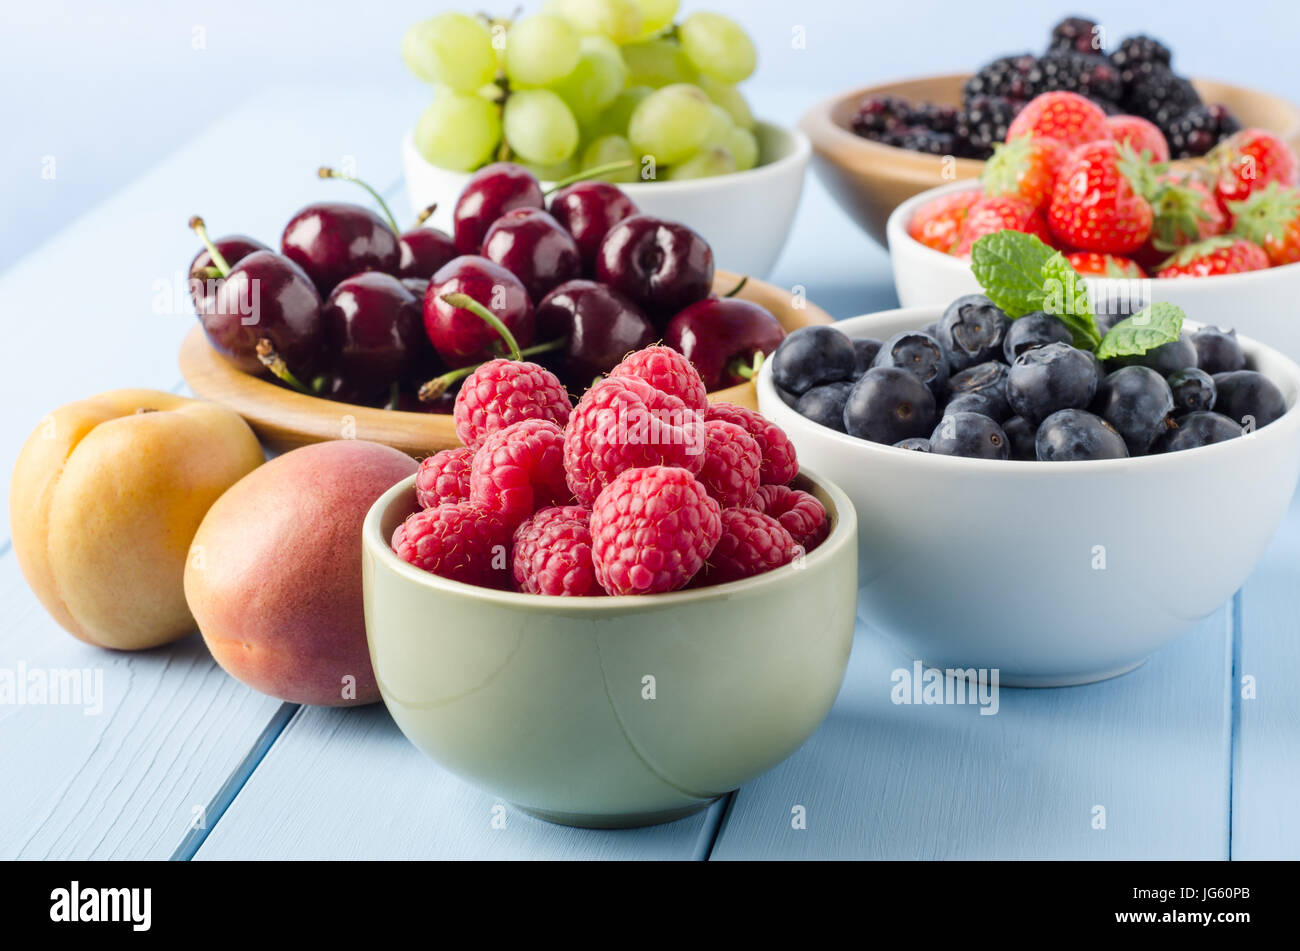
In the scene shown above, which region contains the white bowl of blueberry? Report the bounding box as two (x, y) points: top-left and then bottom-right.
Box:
(757, 233), (1300, 686)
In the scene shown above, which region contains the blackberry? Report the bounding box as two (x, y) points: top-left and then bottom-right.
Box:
(1109, 34), (1173, 92)
(1026, 51), (1122, 105)
(955, 95), (1022, 159)
(1121, 65), (1202, 132)
(851, 95), (910, 139)
(963, 53), (1037, 104)
(897, 127), (956, 155)
(1166, 104), (1242, 158)
(906, 101), (959, 133)
(1049, 16), (1101, 55)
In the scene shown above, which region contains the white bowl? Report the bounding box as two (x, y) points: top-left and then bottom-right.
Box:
(756, 308), (1300, 686)
(886, 180), (1300, 363)
(401, 121), (810, 279)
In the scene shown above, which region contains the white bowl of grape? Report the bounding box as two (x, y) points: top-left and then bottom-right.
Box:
(399, 3), (810, 278)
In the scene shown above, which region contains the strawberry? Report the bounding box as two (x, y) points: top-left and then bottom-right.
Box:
(1228, 182), (1300, 267)
(981, 135), (1067, 209)
(1105, 115), (1169, 162)
(950, 195), (1052, 257)
(1135, 172), (1227, 268)
(1155, 236), (1270, 278)
(1047, 141), (1154, 255)
(907, 190), (980, 253)
(1209, 128), (1299, 207)
(1005, 91), (1110, 150)
(1065, 252), (1147, 278)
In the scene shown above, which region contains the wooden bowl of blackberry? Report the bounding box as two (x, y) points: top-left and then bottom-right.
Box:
(800, 14), (1300, 246)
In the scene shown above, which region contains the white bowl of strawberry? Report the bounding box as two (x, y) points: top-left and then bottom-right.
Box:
(887, 90), (1300, 360)
(359, 343), (858, 827)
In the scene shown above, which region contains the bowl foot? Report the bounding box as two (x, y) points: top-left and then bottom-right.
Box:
(516, 797), (721, 830)
(994, 657), (1149, 688)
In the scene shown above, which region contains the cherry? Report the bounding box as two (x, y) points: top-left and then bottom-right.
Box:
(452, 162), (544, 255)
(664, 296), (786, 390)
(282, 171), (403, 298)
(547, 181), (639, 274)
(481, 208), (582, 302)
(422, 256), (535, 367)
(320, 272), (429, 405)
(188, 233), (268, 312)
(399, 220), (457, 281)
(536, 279), (656, 386)
(595, 215), (714, 322)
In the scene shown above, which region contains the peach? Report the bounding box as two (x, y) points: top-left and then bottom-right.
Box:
(184, 439), (416, 706)
(9, 389), (264, 650)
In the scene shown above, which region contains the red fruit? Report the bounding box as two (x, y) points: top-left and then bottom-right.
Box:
(452, 359), (571, 449)
(662, 298), (786, 391)
(1005, 91), (1110, 150)
(1156, 236), (1271, 278)
(511, 505), (601, 596)
(704, 402), (798, 486)
(423, 256), (535, 368)
(1210, 128), (1300, 207)
(608, 344), (708, 413)
(1065, 252), (1146, 278)
(1047, 141), (1153, 255)
(589, 466), (723, 595)
(907, 190), (980, 253)
(1141, 173), (1227, 263)
(1105, 115), (1169, 162)
(693, 508), (796, 587)
(950, 195), (1051, 258)
(470, 419), (571, 528)
(1228, 183), (1300, 267)
(981, 136), (1068, 209)
(415, 447), (473, 508)
(697, 420), (762, 509)
(754, 484), (829, 553)
(563, 376), (705, 506)
(392, 502), (512, 588)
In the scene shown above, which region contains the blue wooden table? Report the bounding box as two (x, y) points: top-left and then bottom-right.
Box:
(2, 85), (1297, 861)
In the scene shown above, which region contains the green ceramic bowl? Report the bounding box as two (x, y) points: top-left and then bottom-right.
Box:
(361, 469), (858, 829)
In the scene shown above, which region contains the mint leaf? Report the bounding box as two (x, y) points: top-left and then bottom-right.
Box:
(1096, 303), (1185, 360)
(970, 230), (1056, 317)
(1040, 252), (1102, 350)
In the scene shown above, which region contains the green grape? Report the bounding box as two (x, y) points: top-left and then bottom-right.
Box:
(678, 12), (756, 83)
(504, 89), (580, 164)
(632, 0), (679, 39)
(581, 135), (638, 182)
(666, 147), (737, 181)
(700, 104), (735, 148)
(621, 39), (698, 88)
(549, 36), (627, 122)
(581, 85), (651, 139)
(544, 0), (643, 44)
(698, 76), (754, 129)
(506, 15), (581, 87)
(726, 127), (759, 171)
(401, 14), (497, 92)
(519, 156), (578, 182)
(415, 92), (502, 171)
(628, 83), (713, 165)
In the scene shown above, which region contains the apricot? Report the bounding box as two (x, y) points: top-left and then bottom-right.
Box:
(9, 389), (264, 650)
(184, 439), (416, 706)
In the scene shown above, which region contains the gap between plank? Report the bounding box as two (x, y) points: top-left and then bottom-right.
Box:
(699, 791), (738, 861)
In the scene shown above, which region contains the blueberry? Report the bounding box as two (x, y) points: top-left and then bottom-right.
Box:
(942, 391), (1008, 420)
(938, 294), (1010, 370)
(775, 385), (800, 409)
(1212, 370), (1287, 430)
(1001, 415), (1037, 460)
(894, 437), (931, 452)
(852, 338), (883, 376)
(947, 361), (1010, 419)
(795, 381), (854, 432)
(871, 330), (949, 395)
(1153, 411), (1243, 453)
(1167, 367), (1216, 415)
(1108, 332), (1199, 375)
(922, 320), (942, 339)
(1006, 342), (1098, 423)
(929, 411), (1010, 459)
(771, 326), (857, 395)
(1003, 311), (1072, 363)
(1035, 409), (1129, 461)
(1191, 327), (1246, 375)
(1092, 365), (1175, 455)
(843, 366), (938, 444)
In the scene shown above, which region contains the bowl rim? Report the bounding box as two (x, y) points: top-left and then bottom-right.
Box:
(363, 465), (857, 611)
(758, 306), (1300, 473)
(402, 118), (812, 194)
(885, 177), (1300, 288)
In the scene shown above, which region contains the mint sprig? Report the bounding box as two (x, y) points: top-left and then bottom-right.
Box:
(1095, 303), (1186, 360)
(970, 230), (1056, 317)
(1040, 251), (1101, 350)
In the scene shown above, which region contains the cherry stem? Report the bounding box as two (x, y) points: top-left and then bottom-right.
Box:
(415, 203), (438, 227)
(722, 275), (749, 298)
(440, 292), (522, 361)
(188, 216), (231, 277)
(729, 350), (766, 382)
(545, 160), (637, 193)
(417, 338), (566, 402)
(318, 167), (401, 236)
(255, 340), (312, 395)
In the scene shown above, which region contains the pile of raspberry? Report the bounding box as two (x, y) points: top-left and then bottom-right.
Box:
(392, 345), (830, 596)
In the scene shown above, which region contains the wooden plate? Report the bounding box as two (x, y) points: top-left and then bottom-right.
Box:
(179, 270), (832, 457)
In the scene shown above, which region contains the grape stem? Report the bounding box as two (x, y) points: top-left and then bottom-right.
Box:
(417, 338), (566, 402)
(545, 160), (638, 193)
(721, 275), (749, 298)
(188, 216), (231, 277)
(728, 350), (766, 382)
(318, 167), (402, 236)
(255, 339), (312, 395)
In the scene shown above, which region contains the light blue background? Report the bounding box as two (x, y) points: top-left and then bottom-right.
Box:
(4, 0), (1298, 270)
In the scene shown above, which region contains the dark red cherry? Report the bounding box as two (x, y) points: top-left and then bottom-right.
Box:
(320, 272), (427, 405)
(399, 225), (457, 281)
(664, 297), (787, 390)
(423, 256), (535, 367)
(452, 162), (544, 255)
(536, 279), (656, 386)
(547, 181), (638, 274)
(595, 215), (715, 322)
(281, 202), (400, 297)
(188, 233), (269, 312)
(481, 208), (582, 302)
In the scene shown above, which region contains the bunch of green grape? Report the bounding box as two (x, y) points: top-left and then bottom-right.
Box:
(403, 1), (759, 183)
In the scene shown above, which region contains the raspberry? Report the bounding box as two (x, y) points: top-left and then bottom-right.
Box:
(563, 376), (705, 506)
(590, 466), (722, 595)
(453, 359), (571, 449)
(697, 420), (761, 508)
(608, 345), (708, 413)
(392, 502), (512, 588)
(469, 419), (571, 527)
(755, 484), (830, 553)
(511, 505), (601, 596)
(705, 402), (798, 486)
(415, 447), (473, 508)
(694, 507), (797, 586)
